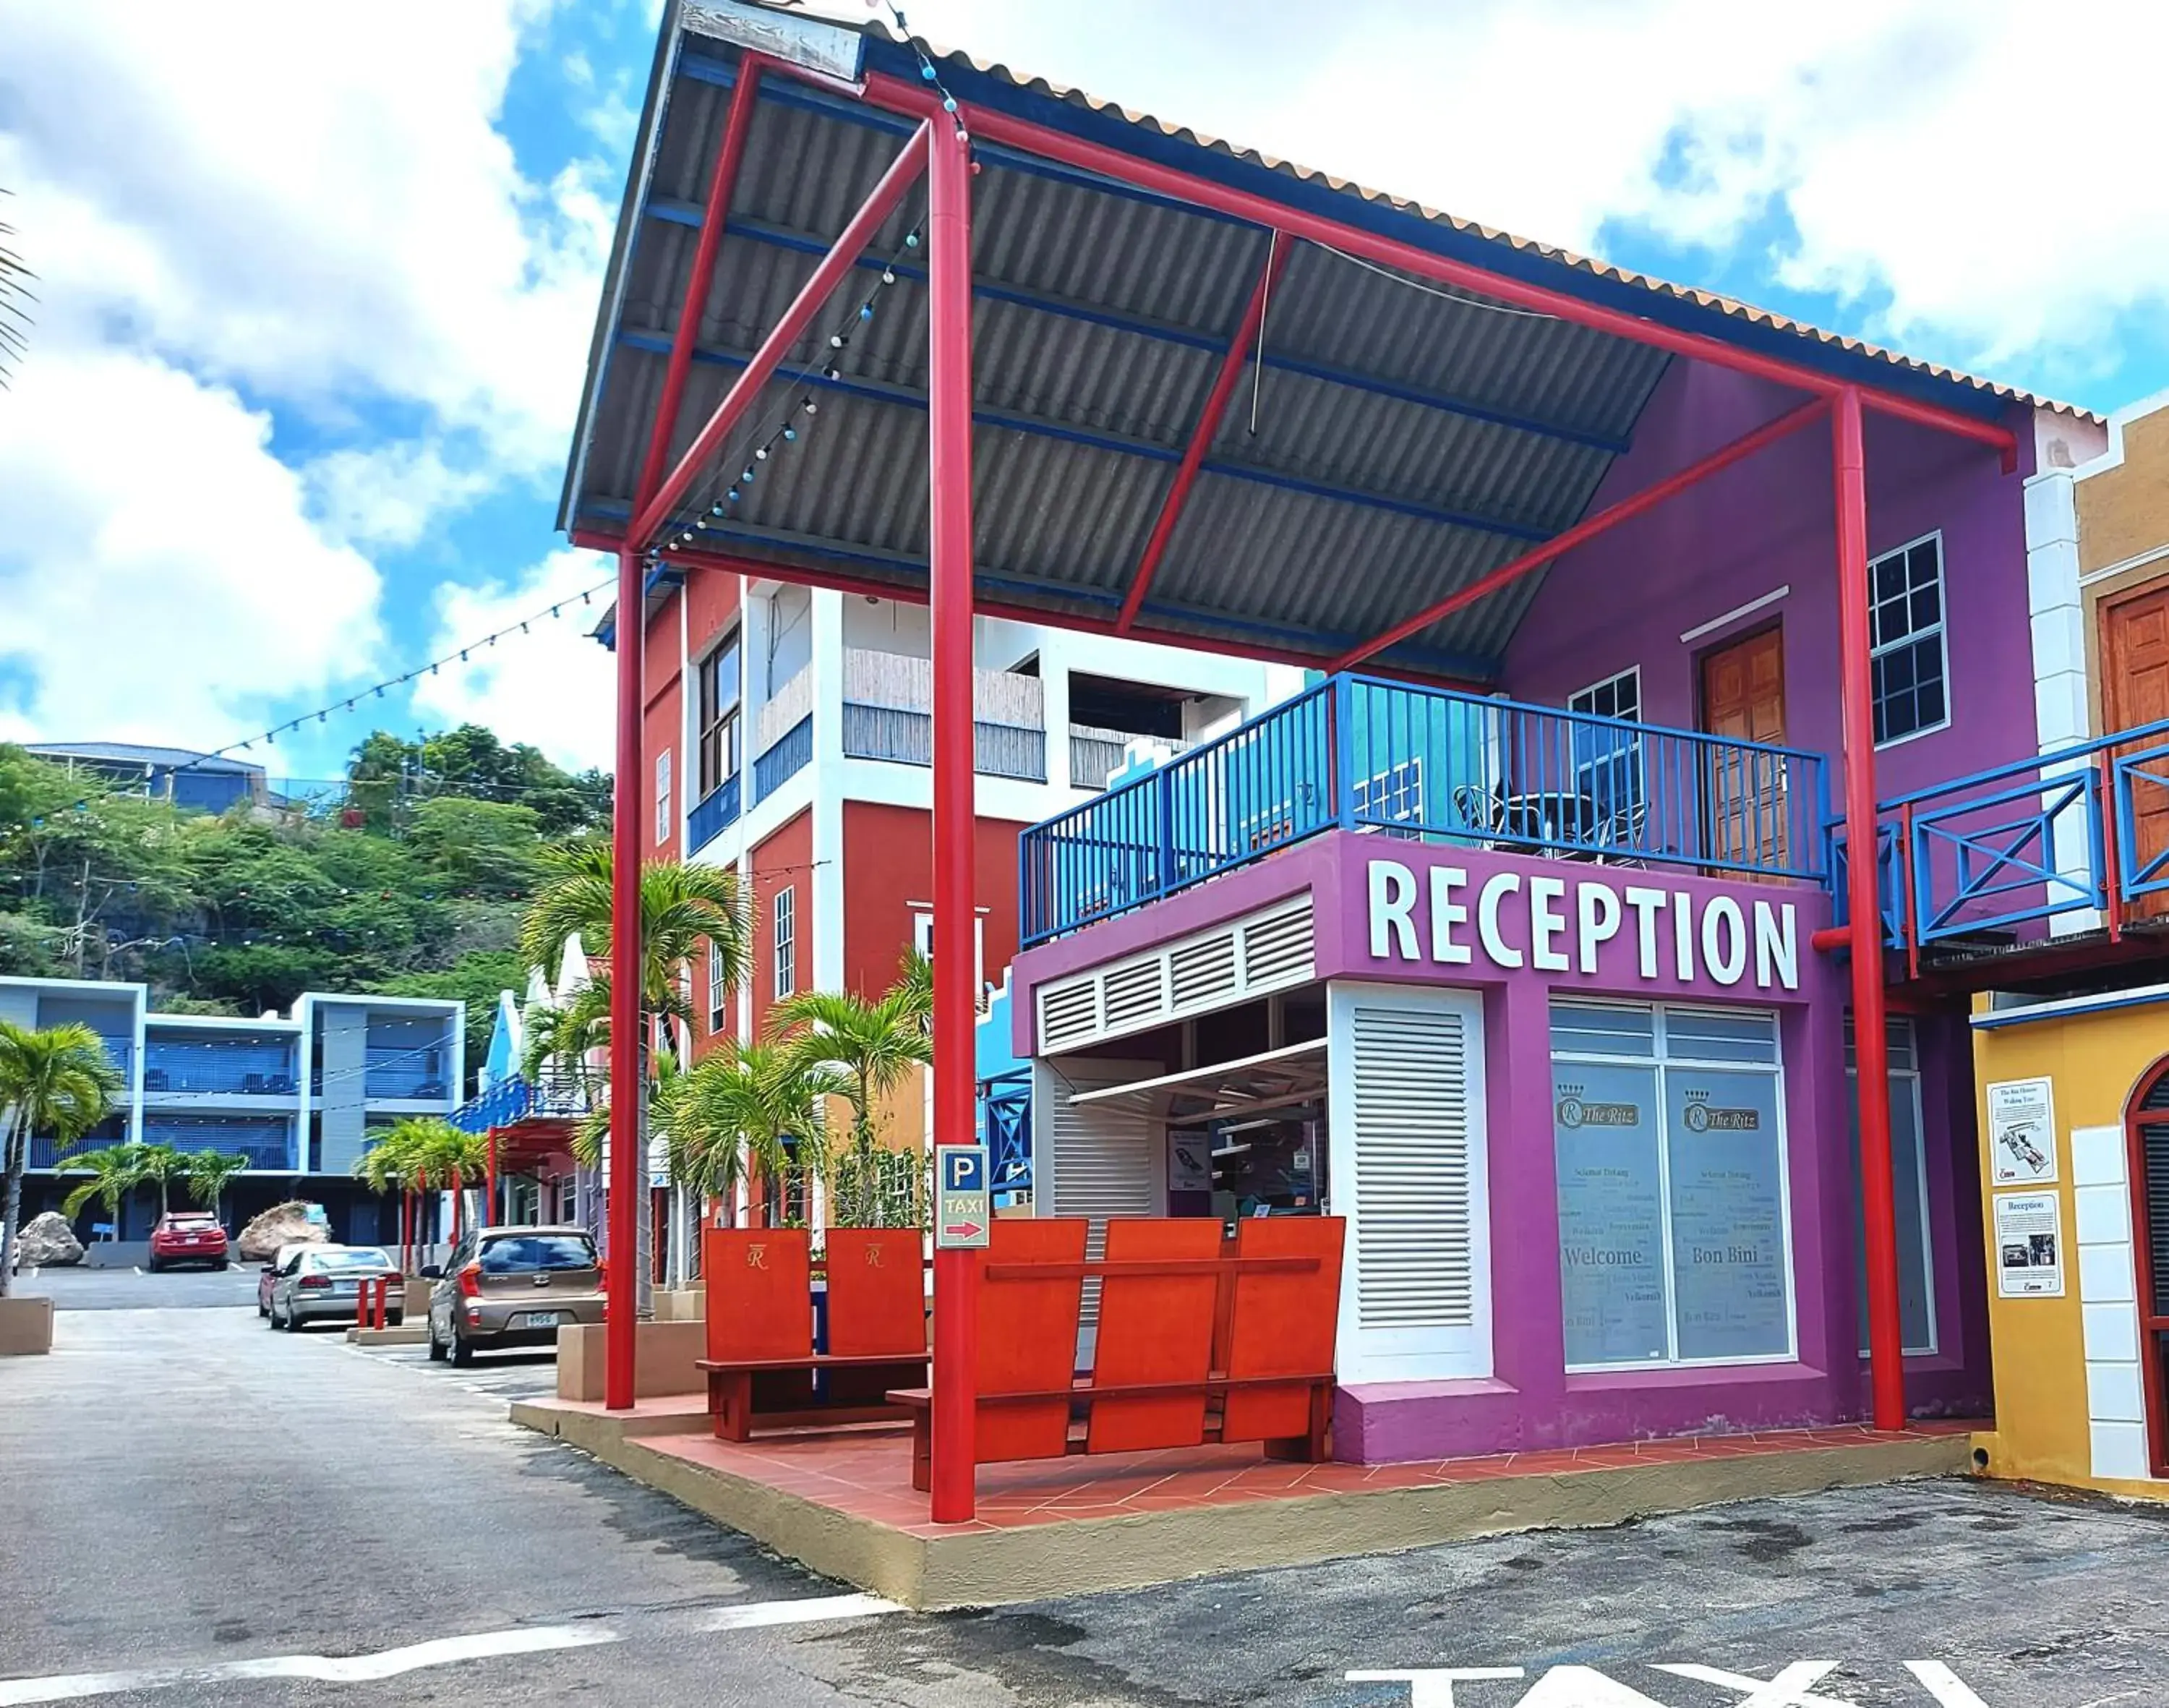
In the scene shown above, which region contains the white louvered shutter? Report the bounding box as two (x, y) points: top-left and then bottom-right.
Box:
(1032, 1057), (1163, 1346)
(1329, 982), (1492, 1384)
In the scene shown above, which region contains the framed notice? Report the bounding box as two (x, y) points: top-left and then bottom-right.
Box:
(1986, 1077), (2057, 1186)
(1993, 1190), (2065, 1298)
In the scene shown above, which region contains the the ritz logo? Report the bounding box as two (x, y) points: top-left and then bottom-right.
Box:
(744, 1244), (767, 1271)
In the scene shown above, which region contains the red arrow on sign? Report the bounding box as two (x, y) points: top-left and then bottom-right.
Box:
(944, 1221), (983, 1240)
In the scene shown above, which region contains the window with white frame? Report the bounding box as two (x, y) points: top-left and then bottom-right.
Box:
(1567, 667), (1643, 842)
(1353, 758), (1424, 836)
(707, 940), (727, 1036)
(1550, 1001), (1795, 1370)
(1845, 1014), (1938, 1355)
(771, 886), (796, 1002)
(1868, 533), (1949, 746)
(911, 907), (989, 1007)
(654, 748), (672, 847)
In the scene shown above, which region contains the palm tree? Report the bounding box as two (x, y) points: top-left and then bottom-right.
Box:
(0, 1020), (123, 1293)
(521, 846), (752, 1292)
(666, 1038), (839, 1226)
(183, 1150), (251, 1225)
(774, 958), (933, 1229)
(355, 1120), (429, 1268)
(131, 1143), (184, 1219)
(59, 1143), (145, 1237)
(358, 1116), (487, 1242)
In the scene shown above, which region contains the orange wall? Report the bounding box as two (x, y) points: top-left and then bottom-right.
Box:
(685, 564), (741, 659)
(842, 801), (1027, 1002)
(749, 808), (813, 1040)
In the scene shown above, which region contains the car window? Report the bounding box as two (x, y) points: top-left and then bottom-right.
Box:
(307, 1250), (393, 1272)
(280, 1252), (309, 1275)
(479, 1234), (597, 1274)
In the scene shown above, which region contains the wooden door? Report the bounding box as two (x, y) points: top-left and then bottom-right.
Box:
(1699, 626), (1789, 870)
(2102, 583), (2169, 917)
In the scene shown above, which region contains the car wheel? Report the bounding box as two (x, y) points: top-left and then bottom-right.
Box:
(450, 1328), (475, 1367)
(258, 1297), (269, 1319)
(427, 1315), (448, 1362)
(147, 1256), (162, 1273)
(215, 1259), (229, 1271)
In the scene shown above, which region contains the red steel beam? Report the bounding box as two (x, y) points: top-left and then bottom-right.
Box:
(1117, 239), (1293, 631)
(925, 116), (980, 1526)
(630, 119), (932, 550)
(631, 53), (767, 515)
(1834, 385), (1907, 1433)
(604, 542), (644, 1411)
(1333, 396), (1830, 672)
(855, 70), (2015, 461)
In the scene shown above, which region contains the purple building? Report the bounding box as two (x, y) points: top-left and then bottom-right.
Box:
(1007, 362), (2106, 1463)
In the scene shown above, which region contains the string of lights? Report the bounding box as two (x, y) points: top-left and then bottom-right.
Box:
(1311, 239), (1560, 321)
(166, 575), (617, 774)
(868, 1), (970, 140)
(650, 213), (930, 562)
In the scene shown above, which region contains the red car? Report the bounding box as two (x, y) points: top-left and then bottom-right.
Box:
(148, 1212), (229, 1271)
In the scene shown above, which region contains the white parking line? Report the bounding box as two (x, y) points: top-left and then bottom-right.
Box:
(0, 1595), (901, 1704)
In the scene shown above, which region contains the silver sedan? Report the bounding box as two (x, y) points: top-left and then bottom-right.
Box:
(268, 1246), (400, 1331)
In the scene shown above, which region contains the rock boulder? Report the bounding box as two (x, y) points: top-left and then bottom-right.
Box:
(14, 1212), (85, 1268)
(237, 1201), (328, 1262)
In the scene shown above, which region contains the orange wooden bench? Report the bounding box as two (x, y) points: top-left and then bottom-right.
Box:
(887, 1214), (1345, 1493)
(696, 1226), (928, 1441)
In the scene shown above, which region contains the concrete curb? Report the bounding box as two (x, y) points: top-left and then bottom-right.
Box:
(510, 1402), (1975, 1611)
(345, 1325), (428, 1347)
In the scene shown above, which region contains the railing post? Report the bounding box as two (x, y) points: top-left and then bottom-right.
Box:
(2097, 757), (2123, 945)
(1332, 675), (1354, 830)
(1155, 764), (1179, 897)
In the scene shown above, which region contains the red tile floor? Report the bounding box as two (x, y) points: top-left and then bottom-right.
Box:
(633, 1418), (1980, 1540)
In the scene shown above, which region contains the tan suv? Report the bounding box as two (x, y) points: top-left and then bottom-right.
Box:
(422, 1225), (604, 1365)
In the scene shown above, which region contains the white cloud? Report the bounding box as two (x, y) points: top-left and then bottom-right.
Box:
(911, 0), (2169, 384)
(0, 348), (382, 747)
(408, 547), (619, 772)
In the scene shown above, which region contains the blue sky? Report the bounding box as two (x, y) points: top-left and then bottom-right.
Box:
(2, 0), (2163, 785)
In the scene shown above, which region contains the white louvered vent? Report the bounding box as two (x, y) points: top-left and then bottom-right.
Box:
(1241, 902), (1314, 986)
(1100, 959), (1168, 1031)
(1043, 1061), (1160, 1331)
(1033, 893), (1316, 1053)
(1037, 981), (1101, 1053)
(1168, 932), (1239, 1009)
(1351, 1003), (1473, 1331)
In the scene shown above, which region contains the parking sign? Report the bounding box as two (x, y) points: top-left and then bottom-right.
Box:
(933, 1143), (991, 1250)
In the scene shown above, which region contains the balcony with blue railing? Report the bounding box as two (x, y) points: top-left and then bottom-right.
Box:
(142, 1036), (299, 1098)
(360, 1041), (453, 1101)
(1019, 674), (1831, 944)
(1842, 714), (2169, 976)
(450, 1069), (592, 1135)
(688, 772), (742, 854)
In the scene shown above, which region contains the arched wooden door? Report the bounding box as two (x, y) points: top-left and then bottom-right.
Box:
(2126, 1061), (2169, 1477)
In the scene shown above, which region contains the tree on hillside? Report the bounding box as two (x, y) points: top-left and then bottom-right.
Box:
(346, 726), (609, 837)
(0, 1021), (121, 1291)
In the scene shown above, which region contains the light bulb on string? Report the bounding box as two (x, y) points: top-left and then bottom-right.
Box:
(755, 446), (769, 461)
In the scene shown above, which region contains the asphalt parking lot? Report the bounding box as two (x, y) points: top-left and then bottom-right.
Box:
(7, 1267), (2169, 1707)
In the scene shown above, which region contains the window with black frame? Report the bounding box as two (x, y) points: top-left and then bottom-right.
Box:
(697, 631), (743, 797)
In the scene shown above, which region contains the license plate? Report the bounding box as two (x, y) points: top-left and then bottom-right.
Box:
(522, 1311), (562, 1329)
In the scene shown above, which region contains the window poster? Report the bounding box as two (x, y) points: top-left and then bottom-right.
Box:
(1666, 1068), (1789, 1359)
(1986, 1077), (2058, 1186)
(1554, 1062), (1668, 1365)
(1994, 1190), (2066, 1298)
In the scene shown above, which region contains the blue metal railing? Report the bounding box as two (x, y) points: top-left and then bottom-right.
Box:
(980, 1068), (1031, 1202)
(1867, 716), (2169, 952)
(1019, 674), (1831, 944)
(142, 1039), (298, 1096)
(689, 773), (742, 854)
(754, 714), (813, 802)
(449, 1070), (592, 1135)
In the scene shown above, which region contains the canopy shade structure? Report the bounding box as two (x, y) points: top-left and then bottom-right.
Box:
(560, 2), (2074, 678)
(1067, 1039), (1329, 1125)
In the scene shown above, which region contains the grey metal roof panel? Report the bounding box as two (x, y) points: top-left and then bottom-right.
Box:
(25, 742), (262, 774)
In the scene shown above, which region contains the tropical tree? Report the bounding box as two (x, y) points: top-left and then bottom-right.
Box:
(664, 1038), (839, 1226)
(773, 956), (933, 1229)
(59, 1143), (145, 1235)
(0, 1020), (123, 1292)
(183, 1150), (251, 1223)
(358, 1116), (488, 1242)
(130, 1143), (184, 1218)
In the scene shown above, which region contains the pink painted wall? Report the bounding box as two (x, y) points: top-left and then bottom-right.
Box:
(1502, 360), (2036, 805)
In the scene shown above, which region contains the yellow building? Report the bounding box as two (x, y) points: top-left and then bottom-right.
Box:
(1969, 989), (2168, 1495)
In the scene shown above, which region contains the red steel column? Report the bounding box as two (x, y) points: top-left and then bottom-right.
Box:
(606, 543), (645, 1411)
(1834, 385), (1907, 1432)
(927, 116), (979, 1524)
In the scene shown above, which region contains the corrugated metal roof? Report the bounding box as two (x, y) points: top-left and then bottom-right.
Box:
(25, 742), (263, 775)
(563, 3), (2088, 674)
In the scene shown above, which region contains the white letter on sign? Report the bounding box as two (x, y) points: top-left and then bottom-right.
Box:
(1702, 896), (1747, 986)
(1754, 900), (1799, 991)
(1529, 875), (1570, 971)
(1430, 866), (1473, 965)
(1479, 873), (1524, 969)
(1624, 887), (1667, 980)
(1369, 860), (1419, 960)
(1576, 881), (1620, 974)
